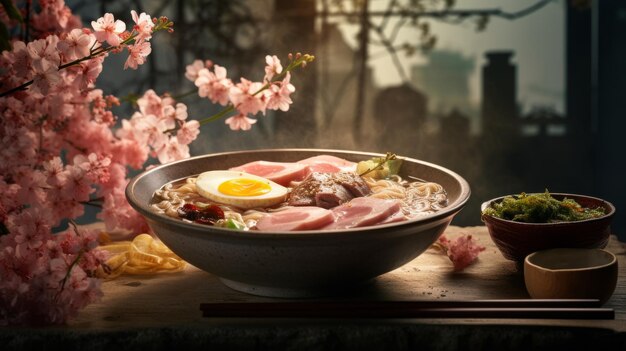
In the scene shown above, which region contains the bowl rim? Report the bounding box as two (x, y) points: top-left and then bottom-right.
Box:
(480, 192), (616, 226)
(126, 148), (471, 238)
(524, 248), (617, 272)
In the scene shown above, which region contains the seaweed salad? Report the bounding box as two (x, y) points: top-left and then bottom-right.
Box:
(482, 191), (606, 223)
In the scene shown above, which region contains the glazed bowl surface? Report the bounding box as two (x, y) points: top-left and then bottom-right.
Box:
(126, 149), (471, 297)
(481, 193), (615, 262)
(524, 248), (618, 304)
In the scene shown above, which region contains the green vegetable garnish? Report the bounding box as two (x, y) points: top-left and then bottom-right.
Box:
(357, 152), (403, 179)
(225, 218), (246, 230)
(482, 190), (606, 223)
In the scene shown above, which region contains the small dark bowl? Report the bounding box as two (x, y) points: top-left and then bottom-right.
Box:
(481, 193), (615, 262)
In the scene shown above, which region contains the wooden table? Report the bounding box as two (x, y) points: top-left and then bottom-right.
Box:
(2, 226), (625, 350)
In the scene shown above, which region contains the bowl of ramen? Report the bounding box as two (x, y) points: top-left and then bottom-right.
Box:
(481, 192), (615, 263)
(126, 149), (471, 297)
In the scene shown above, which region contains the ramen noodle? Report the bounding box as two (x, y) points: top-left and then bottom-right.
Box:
(151, 172), (448, 230)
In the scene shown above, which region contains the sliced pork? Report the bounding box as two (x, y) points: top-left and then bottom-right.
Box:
(379, 210), (408, 224)
(297, 155), (357, 174)
(255, 206), (335, 231)
(324, 197), (402, 230)
(229, 161), (308, 186)
(288, 171), (372, 209)
(331, 171), (371, 197)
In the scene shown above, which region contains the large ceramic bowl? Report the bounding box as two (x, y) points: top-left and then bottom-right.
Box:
(126, 149), (471, 297)
(481, 193), (615, 263)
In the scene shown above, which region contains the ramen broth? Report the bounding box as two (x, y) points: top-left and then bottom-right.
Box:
(151, 171), (448, 231)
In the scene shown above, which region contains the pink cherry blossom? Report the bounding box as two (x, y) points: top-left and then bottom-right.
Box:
(89, 89), (118, 126)
(111, 139), (149, 170)
(436, 234), (485, 271)
(1, 128), (37, 171)
(16, 170), (48, 205)
(98, 188), (150, 234)
(124, 40), (151, 70)
(194, 65), (233, 106)
(5, 41), (33, 78)
(46, 185), (86, 223)
(91, 13), (126, 46)
(72, 55), (104, 90)
(185, 60), (204, 81)
(7, 208), (54, 258)
(64, 165), (95, 203)
(98, 163), (129, 198)
(31, 0), (81, 34)
(229, 78), (266, 115)
(58, 28), (95, 61)
(73, 153), (111, 184)
(135, 114), (173, 146)
(155, 136), (190, 164)
(0, 6), (181, 326)
(162, 103), (187, 127)
(43, 157), (69, 187)
(177, 120), (200, 144)
(265, 72), (295, 111)
(136, 89), (165, 116)
(27, 35), (61, 72)
(264, 54), (282, 82)
(174, 103), (188, 120)
(131, 10), (154, 42)
(30, 64), (62, 96)
(225, 113), (257, 131)
(0, 177), (21, 217)
(185, 59), (213, 82)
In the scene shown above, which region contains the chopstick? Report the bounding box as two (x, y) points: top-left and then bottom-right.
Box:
(199, 300), (614, 320)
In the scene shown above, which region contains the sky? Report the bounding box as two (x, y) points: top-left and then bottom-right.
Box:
(336, 0), (565, 113)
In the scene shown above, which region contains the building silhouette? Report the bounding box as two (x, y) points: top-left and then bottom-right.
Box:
(373, 85), (429, 156)
(440, 109), (471, 142)
(520, 106), (567, 137)
(481, 52), (518, 137)
(411, 50), (475, 115)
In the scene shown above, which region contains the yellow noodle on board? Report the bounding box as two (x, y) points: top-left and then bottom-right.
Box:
(98, 234), (186, 279)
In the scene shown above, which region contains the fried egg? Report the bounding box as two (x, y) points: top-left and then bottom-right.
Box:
(195, 170), (288, 209)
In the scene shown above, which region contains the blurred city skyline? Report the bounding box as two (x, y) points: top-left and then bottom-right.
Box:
(334, 0), (564, 114)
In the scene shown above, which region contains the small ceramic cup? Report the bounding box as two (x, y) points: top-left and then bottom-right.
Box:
(524, 248), (618, 305)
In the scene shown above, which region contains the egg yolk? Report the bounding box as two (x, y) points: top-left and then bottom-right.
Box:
(218, 178), (272, 197)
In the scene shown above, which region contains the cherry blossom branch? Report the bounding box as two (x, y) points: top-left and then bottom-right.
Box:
(196, 53), (315, 126)
(171, 89), (198, 100)
(256, 53), (315, 95)
(0, 6), (179, 326)
(199, 105), (236, 125)
(81, 196), (105, 208)
(58, 251), (83, 293)
(0, 17), (173, 98)
(0, 77), (34, 97)
(58, 220), (84, 294)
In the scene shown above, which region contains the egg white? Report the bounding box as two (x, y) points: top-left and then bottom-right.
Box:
(195, 170), (288, 209)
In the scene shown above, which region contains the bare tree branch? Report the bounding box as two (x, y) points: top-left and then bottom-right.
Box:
(379, 0), (399, 31)
(275, 0), (553, 21)
(388, 16), (407, 44)
(369, 20), (409, 83)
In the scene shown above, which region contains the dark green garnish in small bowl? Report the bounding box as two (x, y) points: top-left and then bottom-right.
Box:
(482, 191), (606, 223)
